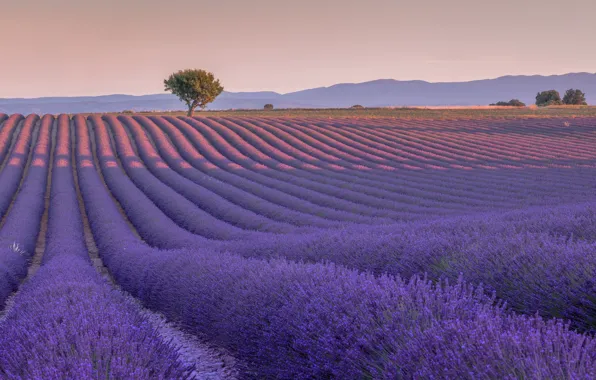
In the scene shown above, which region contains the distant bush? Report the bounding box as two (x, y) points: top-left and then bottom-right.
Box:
(264, 104), (274, 110)
(122, 110), (135, 114)
(490, 99), (526, 107)
(562, 89), (587, 105)
(536, 90), (563, 107)
(350, 105), (365, 109)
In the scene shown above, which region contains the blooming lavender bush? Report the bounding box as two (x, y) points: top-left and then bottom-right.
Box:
(0, 113), (594, 378)
(0, 114), (190, 378)
(0, 115), (22, 169)
(0, 256), (191, 379)
(0, 115), (38, 220)
(217, 203), (596, 331)
(120, 115), (303, 233)
(154, 115), (389, 224)
(0, 114), (48, 305)
(73, 115), (596, 378)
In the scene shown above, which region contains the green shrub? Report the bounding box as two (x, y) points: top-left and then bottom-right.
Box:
(536, 90), (562, 107)
(562, 89), (587, 105)
(490, 99), (525, 107)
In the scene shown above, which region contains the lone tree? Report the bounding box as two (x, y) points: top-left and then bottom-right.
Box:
(264, 104), (274, 110)
(535, 90), (562, 107)
(164, 69), (224, 116)
(562, 89), (587, 105)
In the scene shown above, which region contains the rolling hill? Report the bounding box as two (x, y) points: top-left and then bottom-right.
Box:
(0, 72), (594, 113)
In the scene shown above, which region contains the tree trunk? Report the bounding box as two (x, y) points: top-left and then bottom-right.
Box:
(187, 106), (194, 117)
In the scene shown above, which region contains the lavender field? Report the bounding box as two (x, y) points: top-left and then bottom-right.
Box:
(0, 113), (594, 379)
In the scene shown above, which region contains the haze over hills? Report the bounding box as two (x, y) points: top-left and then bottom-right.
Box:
(0, 73), (594, 114)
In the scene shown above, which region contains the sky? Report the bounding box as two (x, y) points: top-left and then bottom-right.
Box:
(0, 0), (594, 97)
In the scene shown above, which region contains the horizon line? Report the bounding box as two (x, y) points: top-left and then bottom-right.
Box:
(1, 71), (594, 101)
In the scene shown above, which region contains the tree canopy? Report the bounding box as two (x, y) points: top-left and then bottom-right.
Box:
(535, 90), (562, 107)
(562, 89), (587, 105)
(164, 69), (224, 116)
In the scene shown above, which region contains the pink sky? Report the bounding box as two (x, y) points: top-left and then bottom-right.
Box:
(0, 0), (594, 97)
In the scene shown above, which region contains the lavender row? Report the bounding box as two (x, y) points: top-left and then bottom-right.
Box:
(109, 115), (596, 329)
(42, 115), (87, 262)
(0, 115), (21, 170)
(79, 194), (596, 377)
(218, 200), (596, 331)
(187, 117), (437, 217)
(229, 116), (501, 206)
(211, 116), (536, 213)
(0, 257), (191, 379)
(269, 116), (590, 197)
(192, 116), (453, 217)
(118, 115), (296, 233)
(191, 116), (422, 217)
(246, 117), (592, 204)
(0, 115), (190, 378)
(78, 115), (207, 248)
(0, 115), (50, 306)
(0, 115), (37, 221)
(140, 116), (346, 227)
(153, 116), (389, 224)
(73, 118), (596, 378)
(344, 117), (596, 188)
(102, 115), (254, 240)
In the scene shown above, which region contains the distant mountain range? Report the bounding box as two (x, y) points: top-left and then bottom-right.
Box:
(1, 73), (595, 114)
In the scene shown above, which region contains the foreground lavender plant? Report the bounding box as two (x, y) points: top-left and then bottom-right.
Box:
(75, 115), (596, 379)
(0, 115), (190, 378)
(217, 202), (596, 331)
(0, 256), (191, 379)
(0, 114), (48, 306)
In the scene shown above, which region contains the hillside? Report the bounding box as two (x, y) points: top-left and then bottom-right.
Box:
(0, 73), (594, 114)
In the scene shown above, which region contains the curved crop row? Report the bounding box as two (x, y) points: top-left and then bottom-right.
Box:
(184, 117), (431, 217)
(218, 200), (596, 331)
(200, 117), (439, 211)
(279, 117), (572, 193)
(357, 118), (596, 189)
(166, 116), (397, 222)
(209, 117), (513, 212)
(269, 116), (555, 200)
(75, 165), (596, 379)
(143, 116), (401, 222)
(257, 117), (593, 205)
(70, 115), (596, 378)
(148, 116), (378, 225)
(102, 115), (251, 240)
(80, 115), (207, 249)
(236, 117), (501, 203)
(139, 115), (346, 227)
(0, 115), (22, 170)
(0, 115), (37, 221)
(0, 113), (594, 378)
(0, 115), (51, 306)
(0, 115), (190, 378)
(118, 115), (294, 233)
